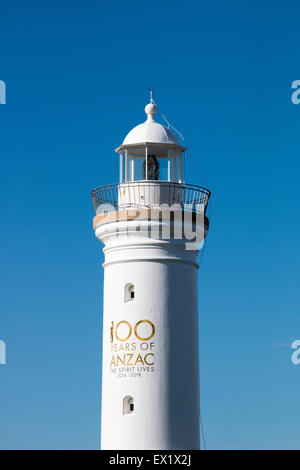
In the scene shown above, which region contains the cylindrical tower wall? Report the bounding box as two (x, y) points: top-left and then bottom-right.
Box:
(98, 223), (200, 450)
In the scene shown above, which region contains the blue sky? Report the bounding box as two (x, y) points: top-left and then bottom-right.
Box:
(1, 0), (300, 449)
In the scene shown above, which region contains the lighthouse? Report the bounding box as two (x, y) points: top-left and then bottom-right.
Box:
(91, 95), (210, 450)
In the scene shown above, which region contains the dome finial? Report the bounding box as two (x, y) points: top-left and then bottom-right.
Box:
(145, 86), (157, 121)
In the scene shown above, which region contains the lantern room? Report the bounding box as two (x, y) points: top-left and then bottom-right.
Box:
(115, 101), (186, 184)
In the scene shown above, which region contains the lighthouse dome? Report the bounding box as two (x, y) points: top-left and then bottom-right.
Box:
(122, 101), (180, 146)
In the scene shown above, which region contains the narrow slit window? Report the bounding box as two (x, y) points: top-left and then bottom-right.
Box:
(125, 283), (135, 303)
(123, 396), (134, 415)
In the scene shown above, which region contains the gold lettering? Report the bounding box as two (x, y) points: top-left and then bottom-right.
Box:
(144, 353), (154, 366)
(110, 356), (116, 367)
(115, 321), (132, 342)
(126, 353), (135, 366)
(116, 354), (125, 366)
(135, 353), (144, 365)
(134, 320), (155, 341)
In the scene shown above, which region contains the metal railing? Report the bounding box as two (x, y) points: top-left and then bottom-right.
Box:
(91, 181), (211, 215)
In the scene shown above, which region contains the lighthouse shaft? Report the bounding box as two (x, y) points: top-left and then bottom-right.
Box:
(96, 219), (200, 450)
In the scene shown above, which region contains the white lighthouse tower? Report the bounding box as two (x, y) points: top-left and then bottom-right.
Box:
(91, 95), (210, 450)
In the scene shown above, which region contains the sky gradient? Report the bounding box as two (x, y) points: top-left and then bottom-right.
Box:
(1, 0), (300, 449)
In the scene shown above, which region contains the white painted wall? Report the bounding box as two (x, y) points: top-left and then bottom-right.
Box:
(118, 181), (184, 209)
(95, 219), (201, 450)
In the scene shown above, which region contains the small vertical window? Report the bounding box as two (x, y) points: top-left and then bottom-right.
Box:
(123, 396), (134, 415)
(125, 283), (135, 303)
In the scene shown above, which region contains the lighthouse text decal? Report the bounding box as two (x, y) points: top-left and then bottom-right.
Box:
(109, 320), (155, 378)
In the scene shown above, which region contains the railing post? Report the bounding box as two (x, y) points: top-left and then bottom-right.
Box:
(120, 153), (123, 183)
(172, 156), (176, 181)
(125, 150), (128, 182)
(131, 157), (135, 182)
(179, 153), (182, 183)
(145, 146), (148, 180)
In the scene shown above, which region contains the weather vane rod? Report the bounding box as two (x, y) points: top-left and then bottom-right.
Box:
(147, 85), (154, 103)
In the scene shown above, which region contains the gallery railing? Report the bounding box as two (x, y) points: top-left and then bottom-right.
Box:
(91, 181), (211, 215)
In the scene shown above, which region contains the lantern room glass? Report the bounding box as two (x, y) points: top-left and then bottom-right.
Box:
(119, 146), (184, 184)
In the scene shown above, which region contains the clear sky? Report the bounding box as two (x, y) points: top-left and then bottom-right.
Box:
(1, 0), (300, 450)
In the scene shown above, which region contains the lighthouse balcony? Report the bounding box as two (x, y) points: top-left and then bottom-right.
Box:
(91, 181), (210, 216)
